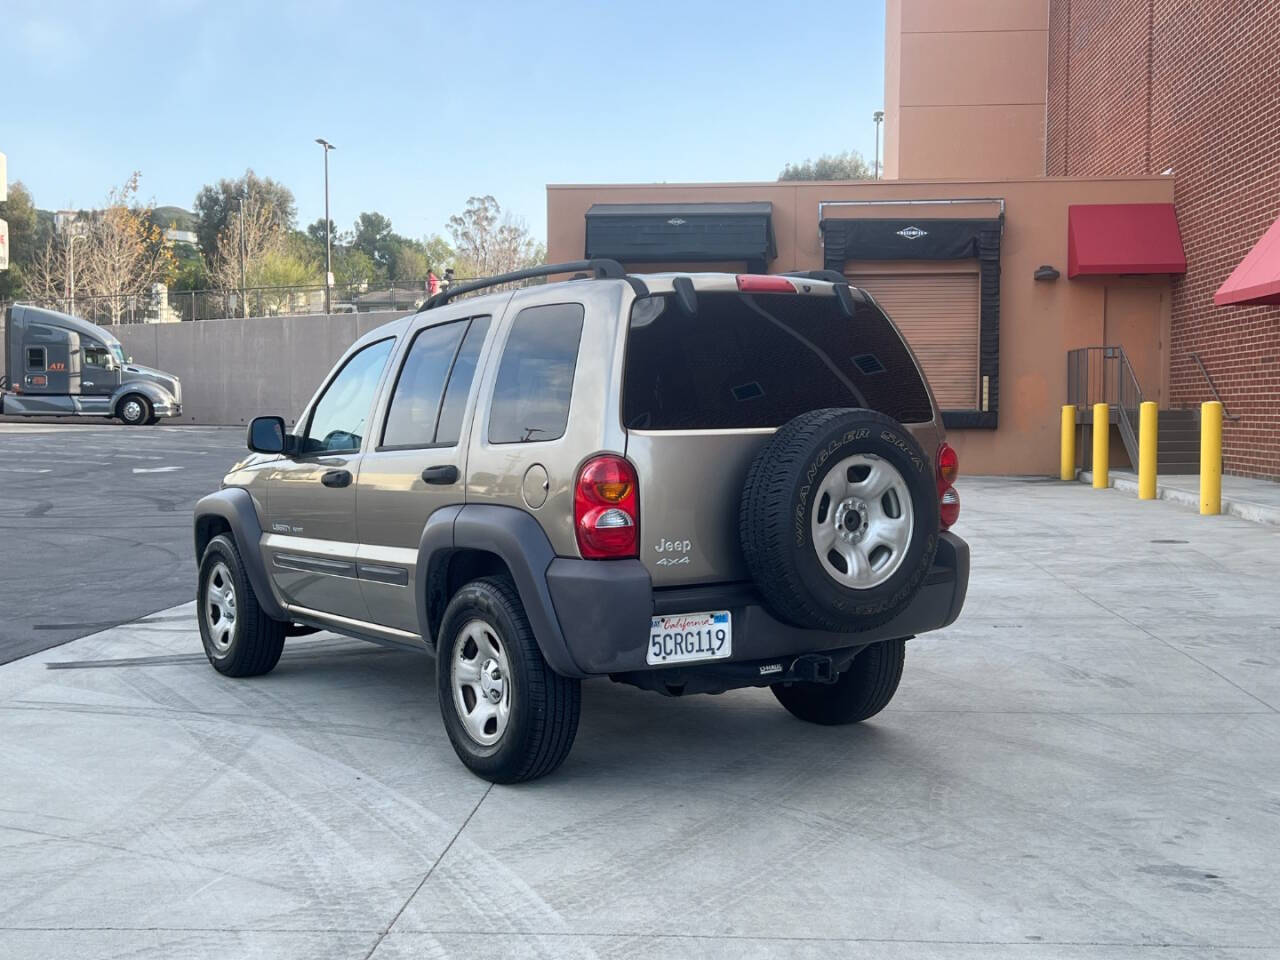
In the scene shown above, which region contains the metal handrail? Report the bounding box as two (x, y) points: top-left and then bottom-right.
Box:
(1114, 345), (1143, 465)
(1189, 353), (1242, 420)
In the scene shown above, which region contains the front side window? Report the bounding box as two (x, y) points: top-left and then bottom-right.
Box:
(303, 338), (394, 454)
(83, 343), (112, 367)
(488, 303), (584, 444)
(26, 347), (46, 371)
(381, 320), (468, 449)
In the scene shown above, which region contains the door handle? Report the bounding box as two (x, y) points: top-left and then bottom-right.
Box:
(421, 464), (460, 485)
(321, 469), (352, 488)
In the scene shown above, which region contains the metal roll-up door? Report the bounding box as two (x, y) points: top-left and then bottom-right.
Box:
(846, 272), (980, 410)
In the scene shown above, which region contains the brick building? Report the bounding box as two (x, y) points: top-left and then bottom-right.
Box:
(548, 0), (1279, 478)
(1044, 0), (1280, 478)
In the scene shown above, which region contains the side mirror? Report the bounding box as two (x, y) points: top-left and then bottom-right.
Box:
(247, 415), (294, 455)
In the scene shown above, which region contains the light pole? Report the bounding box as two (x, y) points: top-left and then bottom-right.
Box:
(315, 138), (336, 314)
(238, 195), (248, 318)
(873, 110), (885, 180)
(66, 231), (86, 316)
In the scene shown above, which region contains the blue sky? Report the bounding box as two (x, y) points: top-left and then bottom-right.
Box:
(4, 0), (885, 242)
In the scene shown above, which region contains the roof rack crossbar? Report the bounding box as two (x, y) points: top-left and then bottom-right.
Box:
(417, 259), (628, 312)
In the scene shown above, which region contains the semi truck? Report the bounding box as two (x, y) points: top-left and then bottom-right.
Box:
(0, 304), (182, 425)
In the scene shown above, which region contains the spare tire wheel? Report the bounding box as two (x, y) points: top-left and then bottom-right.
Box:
(740, 408), (939, 632)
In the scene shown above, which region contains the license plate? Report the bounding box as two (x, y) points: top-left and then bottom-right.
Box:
(647, 610), (732, 666)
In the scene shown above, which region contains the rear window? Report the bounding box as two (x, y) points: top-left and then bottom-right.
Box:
(622, 292), (934, 430)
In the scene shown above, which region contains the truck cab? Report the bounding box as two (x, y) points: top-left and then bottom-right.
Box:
(1, 305), (182, 425)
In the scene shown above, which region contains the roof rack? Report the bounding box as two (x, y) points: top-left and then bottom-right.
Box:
(417, 258), (641, 312)
(782, 269), (848, 284)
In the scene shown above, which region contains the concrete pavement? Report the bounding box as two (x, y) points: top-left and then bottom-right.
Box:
(1082, 467), (1280, 526)
(2, 477), (1280, 958)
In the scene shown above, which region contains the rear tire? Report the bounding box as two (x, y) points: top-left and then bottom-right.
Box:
(117, 394), (152, 426)
(197, 534), (287, 677)
(772, 639), (905, 725)
(436, 577), (581, 783)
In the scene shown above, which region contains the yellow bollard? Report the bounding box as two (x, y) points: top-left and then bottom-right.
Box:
(1200, 400), (1223, 515)
(1060, 405), (1076, 481)
(1092, 402), (1109, 488)
(1138, 401), (1158, 500)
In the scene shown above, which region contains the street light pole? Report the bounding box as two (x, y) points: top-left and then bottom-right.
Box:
(873, 110), (885, 180)
(238, 195), (248, 319)
(66, 232), (85, 316)
(315, 138), (336, 314)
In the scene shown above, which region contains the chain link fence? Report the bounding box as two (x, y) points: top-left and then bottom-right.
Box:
(1, 279), (448, 325)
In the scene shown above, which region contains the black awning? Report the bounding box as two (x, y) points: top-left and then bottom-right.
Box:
(820, 218), (1001, 266)
(585, 202), (776, 268)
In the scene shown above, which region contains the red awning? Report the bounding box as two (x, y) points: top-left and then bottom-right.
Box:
(1215, 214), (1280, 306)
(1067, 204), (1187, 278)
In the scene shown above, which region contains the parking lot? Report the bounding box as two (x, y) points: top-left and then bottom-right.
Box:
(3, 428), (1280, 958)
(0, 423), (246, 664)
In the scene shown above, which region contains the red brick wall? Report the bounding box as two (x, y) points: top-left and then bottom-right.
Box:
(1047, 0), (1280, 479)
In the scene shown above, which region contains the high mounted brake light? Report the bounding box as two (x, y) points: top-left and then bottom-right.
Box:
(574, 455), (639, 559)
(736, 275), (796, 293)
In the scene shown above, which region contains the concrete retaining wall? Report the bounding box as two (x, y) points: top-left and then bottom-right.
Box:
(101, 311), (406, 426)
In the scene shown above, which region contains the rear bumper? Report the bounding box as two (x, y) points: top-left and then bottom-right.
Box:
(546, 531), (969, 682)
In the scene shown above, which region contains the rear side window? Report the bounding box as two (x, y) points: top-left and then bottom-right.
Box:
(622, 292), (933, 430)
(381, 320), (468, 449)
(489, 303), (584, 444)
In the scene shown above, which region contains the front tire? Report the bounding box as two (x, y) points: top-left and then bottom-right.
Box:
(198, 534), (287, 677)
(117, 394), (152, 426)
(436, 577), (581, 783)
(772, 639), (905, 725)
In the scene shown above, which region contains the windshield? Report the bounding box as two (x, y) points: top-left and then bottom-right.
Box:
(109, 344), (126, 365)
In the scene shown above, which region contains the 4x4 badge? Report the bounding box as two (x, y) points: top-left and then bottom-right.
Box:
(897, 225), (928, 240)
(666, 217), (687, 226)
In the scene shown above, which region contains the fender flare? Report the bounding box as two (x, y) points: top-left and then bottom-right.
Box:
(110, 380), (175, 416)
(416, 504), (587, 678)
(193, 488), (288, 621)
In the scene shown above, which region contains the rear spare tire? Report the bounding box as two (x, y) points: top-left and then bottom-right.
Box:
(740, 408), (938, 632)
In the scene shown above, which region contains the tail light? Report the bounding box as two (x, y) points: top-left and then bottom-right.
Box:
(736, 274), (796, 293)
(936, 442), (960, 530)
(575, 455), (639, 559)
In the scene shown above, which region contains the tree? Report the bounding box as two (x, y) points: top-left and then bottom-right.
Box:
(333, 246), (377, 288)
(385, 239), (429, 282)
(352, 211), (394, 267)
(421, 234), (455, 274)
(333, 246), (376, 288)
(208, 191), (286, 310)
(778, 150), (873, 181)
(76, 173), (177, 323)
(194, 170), (296, 267)
(447, 195), (544, 278)
(0, 182), (54, 300)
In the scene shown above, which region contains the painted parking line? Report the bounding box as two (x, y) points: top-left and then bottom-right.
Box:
(131, 466), (184, 474)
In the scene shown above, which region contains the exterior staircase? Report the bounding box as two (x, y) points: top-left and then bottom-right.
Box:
(1155, 408), (1200, 475)
(1067, 346), (1201, 476)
